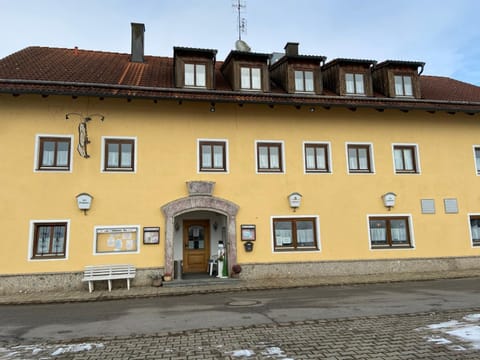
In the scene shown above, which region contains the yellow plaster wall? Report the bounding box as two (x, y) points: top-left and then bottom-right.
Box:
(2, 94), (480, 274)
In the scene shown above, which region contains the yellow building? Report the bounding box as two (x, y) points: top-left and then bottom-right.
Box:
(1, 23), (480, 293)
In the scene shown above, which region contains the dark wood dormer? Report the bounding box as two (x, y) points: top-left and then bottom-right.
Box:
(270, 43), (326, 95)
(220, 50), (271, 92)
(322, 58), (376, 96)
(372, 60), (425, 98)
(173, 47), (217, 89)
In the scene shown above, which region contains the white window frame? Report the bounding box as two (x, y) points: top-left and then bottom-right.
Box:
(255, 140), (286, 174)
(197, 138), (229, 174)
(184, 63), (206, 88)
(93, 225), (141, 255)
(34, 134), (74, 173)
(303, 141), (333, 174)
(345, 142), (375, 174)
(394, 75), (413, 97)
(392, 143), (421, 175)
(101, 136), (137, 173)
(367, 214), (415, 251)
(468, 213), (480, 248)
(270, 215), (321, 253)
(473, 145), (480, 176)
(240, 66), (262, 90)
(28, 219), (70, 261)
(294, 70), (315, 93)
(345, 73), (365, 95)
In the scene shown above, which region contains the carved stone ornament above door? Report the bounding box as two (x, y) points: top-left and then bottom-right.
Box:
(187, 181), (215, 196)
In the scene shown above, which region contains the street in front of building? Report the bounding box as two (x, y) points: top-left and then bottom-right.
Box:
(1, 277), (480, 359)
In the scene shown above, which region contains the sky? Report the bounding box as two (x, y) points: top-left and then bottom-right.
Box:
(1, 0), (479, 86)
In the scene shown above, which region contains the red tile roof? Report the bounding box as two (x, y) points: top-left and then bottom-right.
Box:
(0, 46), (479, 113)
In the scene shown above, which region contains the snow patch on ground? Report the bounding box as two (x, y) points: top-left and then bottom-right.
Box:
(230, 345), (293, 359)
(419, 313), (480, 351)
(0, 342), (104, 359)
(231, 349), (255, 357)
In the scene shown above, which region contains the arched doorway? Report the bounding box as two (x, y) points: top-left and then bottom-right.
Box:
(161, 182), (239, 277)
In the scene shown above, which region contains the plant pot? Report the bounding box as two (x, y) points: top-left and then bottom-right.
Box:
(163, 275), (172, 282)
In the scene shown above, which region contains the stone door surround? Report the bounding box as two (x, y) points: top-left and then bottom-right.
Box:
(161, 181), (239, 276)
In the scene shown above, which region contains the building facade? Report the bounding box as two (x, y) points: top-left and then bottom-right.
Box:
(1, 24), (480, 293)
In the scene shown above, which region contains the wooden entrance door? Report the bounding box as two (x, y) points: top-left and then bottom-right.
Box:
(183, 220), (210, 273)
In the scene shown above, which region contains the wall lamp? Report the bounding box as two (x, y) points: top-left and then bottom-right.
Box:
(382, 192), (397, 211)
(76, 193), (93, 215)
(288, 192), (302, 212)
(210, 103), (216, 112)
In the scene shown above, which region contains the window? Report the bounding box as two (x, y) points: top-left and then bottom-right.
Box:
(199, 140), (227, 172)
(347, 144), (373, 173)
(474, 147), (480, 174)
(103, 138), (135, 172)
(294, 70), (314, 92)
(37, 136), (71, 171)
(273, 217), (318, 251)
(257, 142), (283, 173)
(32, 222), (67, 259)
(469, 215), (480, 246)
(241, 67), (261, 90)
(394, 75), (413, 96)
(184, 63), (206, 87)
(369, 216), (412, 249)
(345, 73), (365, 95)
(304, 143), (330, 173)
(393, 145), (418, 173)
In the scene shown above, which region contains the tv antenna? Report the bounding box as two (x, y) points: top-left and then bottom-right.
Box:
(233, 0), (250, 52)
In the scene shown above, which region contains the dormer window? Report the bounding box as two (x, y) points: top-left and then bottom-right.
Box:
(185, 63), (206, 87)
(241, 67), (262, 90)
(322, 59), (375, 97)
(394, 75), (413, 96)
(173, 47), (217, 90)
(294, 70), (314, 93)
(345, 73), (365, 95)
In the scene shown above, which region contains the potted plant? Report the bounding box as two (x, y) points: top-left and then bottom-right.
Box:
(162, 272), (172, 282)
(149, 273), (163, 287)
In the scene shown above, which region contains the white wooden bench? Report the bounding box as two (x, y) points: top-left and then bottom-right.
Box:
(82, 264), (136, 293)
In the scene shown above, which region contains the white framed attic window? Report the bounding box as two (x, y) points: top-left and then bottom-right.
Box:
(241, 67), (262, 90)
(184, 63), (206, 87)
(294, 70), (314, 93)
(394, 75), (413, 97)
(345, 73), (365, 95)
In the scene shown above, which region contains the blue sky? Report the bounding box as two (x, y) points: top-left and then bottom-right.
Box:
(1, 0), (479, 85)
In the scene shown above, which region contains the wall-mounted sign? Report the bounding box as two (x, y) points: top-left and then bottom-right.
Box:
(241, 224), (256, 241)
(143, 227), (160, 244)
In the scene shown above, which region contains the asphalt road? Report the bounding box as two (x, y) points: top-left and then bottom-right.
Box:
(1, 277), (480, 344)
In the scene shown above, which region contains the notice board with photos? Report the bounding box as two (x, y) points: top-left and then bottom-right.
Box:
(95, 226), (139, 253)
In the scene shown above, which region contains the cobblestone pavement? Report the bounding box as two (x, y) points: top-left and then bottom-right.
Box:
(2, 308), (480, 359)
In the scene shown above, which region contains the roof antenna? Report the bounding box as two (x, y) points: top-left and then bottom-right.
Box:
(233, 0), (251, 52)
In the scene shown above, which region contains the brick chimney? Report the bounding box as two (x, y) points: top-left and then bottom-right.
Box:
(131, 23), (145, 63)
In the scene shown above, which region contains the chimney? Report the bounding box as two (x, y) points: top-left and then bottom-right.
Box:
(284, 42), (299, 57)
(131, 23), (145, 63)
